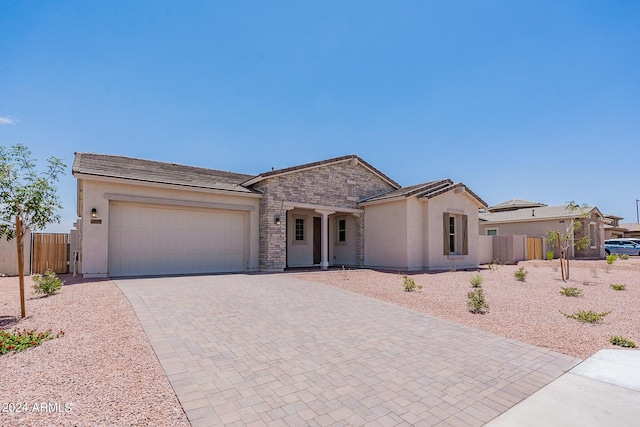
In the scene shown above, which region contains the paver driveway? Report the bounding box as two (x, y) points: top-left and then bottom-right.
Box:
(116, 274), (579, 427)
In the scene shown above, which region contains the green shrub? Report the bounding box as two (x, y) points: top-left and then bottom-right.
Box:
(562, 309), (611, 324)
(546, 250), (554, 261)
(467, 288), (489, 314)
(403, 275), (422, 292)
(32, 269), (63, 296)
(609, 336), (636, 348)
(469, 274), (484, 288)
(0, 329), (65, 355)
(610, 284), (626, 291)
(559, 287), (582, 297)
(488, 259), (501, 272)
(618, 254), (629, 260)
(606, 254), (617, 265)
(514, 267), (528, 282)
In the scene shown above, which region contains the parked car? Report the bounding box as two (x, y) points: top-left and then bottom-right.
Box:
(604, 239), (640, 256)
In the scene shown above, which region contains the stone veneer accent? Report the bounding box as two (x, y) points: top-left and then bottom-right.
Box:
(250, 159), (396, 270)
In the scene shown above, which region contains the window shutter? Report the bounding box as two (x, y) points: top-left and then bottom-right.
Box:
(462, 214), (468, 255)
(443, 212), (450, 255)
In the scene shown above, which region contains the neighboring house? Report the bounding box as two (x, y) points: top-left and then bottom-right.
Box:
(486, 198), (547, 213)
(479, 203), (605, 258)
(72, 153), (486, 277)
(604, 214), (626, 239)
(621, 223), (640, 238)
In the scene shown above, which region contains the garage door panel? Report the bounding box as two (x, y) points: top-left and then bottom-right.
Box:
(109, 202), (247, 277)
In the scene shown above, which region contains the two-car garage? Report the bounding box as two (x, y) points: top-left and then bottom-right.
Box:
(108, 202), (249, 277)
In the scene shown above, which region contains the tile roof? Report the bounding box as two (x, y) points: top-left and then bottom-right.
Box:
(480, 204), (599, 222)
(242, 155), (401, 189)
(487, 198), (547, 212)
(620, 223), (640, 232)
(360, 180), (487, 207)
(72, 153), (258, 194)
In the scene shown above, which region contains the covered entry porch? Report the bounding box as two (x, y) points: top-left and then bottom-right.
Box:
(284, 202), (363, 269)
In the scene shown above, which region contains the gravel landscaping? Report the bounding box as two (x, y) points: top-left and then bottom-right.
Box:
(0, 275), (189, 427)
(294, 258), (640, 360)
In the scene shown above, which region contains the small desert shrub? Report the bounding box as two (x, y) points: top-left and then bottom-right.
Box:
(562, 309), (611, 324)
(469, 274), (484, 288)
(514, 267), (528, 282)
(609, 336), (636, 348)
(32, 269), (63, 296)
(403, 275), (422, 292)
(488, 259), (500, 272)
(606, 254), (617, 265)
(610, 284), (626, 291)
(467, 289), (489, 314)
(546, 250), (554, 261)
(0, 329), (65, 355)
(559, 287), (582, 297)
(618, 254), (629, 260)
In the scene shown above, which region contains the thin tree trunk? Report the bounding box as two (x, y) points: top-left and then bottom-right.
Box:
(16, 215), (26, 318)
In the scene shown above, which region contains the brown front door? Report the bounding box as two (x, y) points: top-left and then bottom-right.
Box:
(313, 217), (321, 264)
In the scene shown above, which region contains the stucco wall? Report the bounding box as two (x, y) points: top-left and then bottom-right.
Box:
(79, 178), (260, 277)
(364, 189), (482, 271)
(478, 235), (494, 265)
(252, 159), (396, 270)
(0, 230), (31, 276)
(364, 199), (408, 269)
(480, 215), (605, 259)
(425, 190), (480, 270)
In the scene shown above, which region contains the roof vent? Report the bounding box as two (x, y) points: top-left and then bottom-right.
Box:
(271, 166), (275, 171)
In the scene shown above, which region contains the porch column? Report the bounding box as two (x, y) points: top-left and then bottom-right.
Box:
(316, 209), (334, 270)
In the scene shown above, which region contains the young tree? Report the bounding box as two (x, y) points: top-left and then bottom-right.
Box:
(0, 144), (66, 317)
(544, 201), (591, 281)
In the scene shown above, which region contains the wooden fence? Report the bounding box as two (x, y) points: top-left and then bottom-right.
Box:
(32, 233), (69, 274)
(526, 237), (543, 260)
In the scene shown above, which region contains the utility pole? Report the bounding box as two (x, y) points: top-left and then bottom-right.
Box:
(637, 199), (639, 224)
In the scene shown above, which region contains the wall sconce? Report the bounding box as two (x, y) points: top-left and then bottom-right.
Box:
(91, 208), (97, 219)
(274, 216), (281, 225)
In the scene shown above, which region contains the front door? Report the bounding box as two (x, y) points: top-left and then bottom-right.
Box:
(313, 217), (321, 264)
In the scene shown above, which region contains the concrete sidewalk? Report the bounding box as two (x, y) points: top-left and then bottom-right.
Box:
(486, 349), (640, 426)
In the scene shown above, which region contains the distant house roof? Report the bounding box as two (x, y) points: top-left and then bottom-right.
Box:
(241, 154), (401, 189)
(360, 179), (487, 207)
(72, 153), (258, 194)
(487, 199), (547, 213)
(480, 204), (602, 223)
(620, 223), (640, 232)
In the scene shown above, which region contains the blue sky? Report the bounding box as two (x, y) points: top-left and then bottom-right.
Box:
(1, 1), (639, 232)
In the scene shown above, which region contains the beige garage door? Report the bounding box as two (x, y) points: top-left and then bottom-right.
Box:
(109, 202), (247, 277)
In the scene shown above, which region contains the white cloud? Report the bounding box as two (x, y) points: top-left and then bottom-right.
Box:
(0, 116), (18, 125)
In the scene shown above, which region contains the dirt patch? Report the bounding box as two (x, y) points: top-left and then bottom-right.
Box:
(0, 274), (189, 427)
(294, 258), (640, 360)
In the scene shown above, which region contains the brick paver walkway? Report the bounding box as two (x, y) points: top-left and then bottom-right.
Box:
(116, 274), (580, 427)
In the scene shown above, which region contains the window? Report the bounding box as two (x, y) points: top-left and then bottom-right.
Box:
(449, 216), (456, 253)
(589, 222), (597, 248)
(487, 229), (497, 236)
(338, 219), (346, 242)
(443, 213), (468, 256)
(295, 218), (304, 241)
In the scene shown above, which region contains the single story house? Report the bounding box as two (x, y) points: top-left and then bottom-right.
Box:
(72, 153), (487, 277)
(479, 201), (605, 259)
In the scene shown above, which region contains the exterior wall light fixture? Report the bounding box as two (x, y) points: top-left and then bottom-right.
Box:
(275, 216), (281, 225)
(91, 208), (97, 218)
